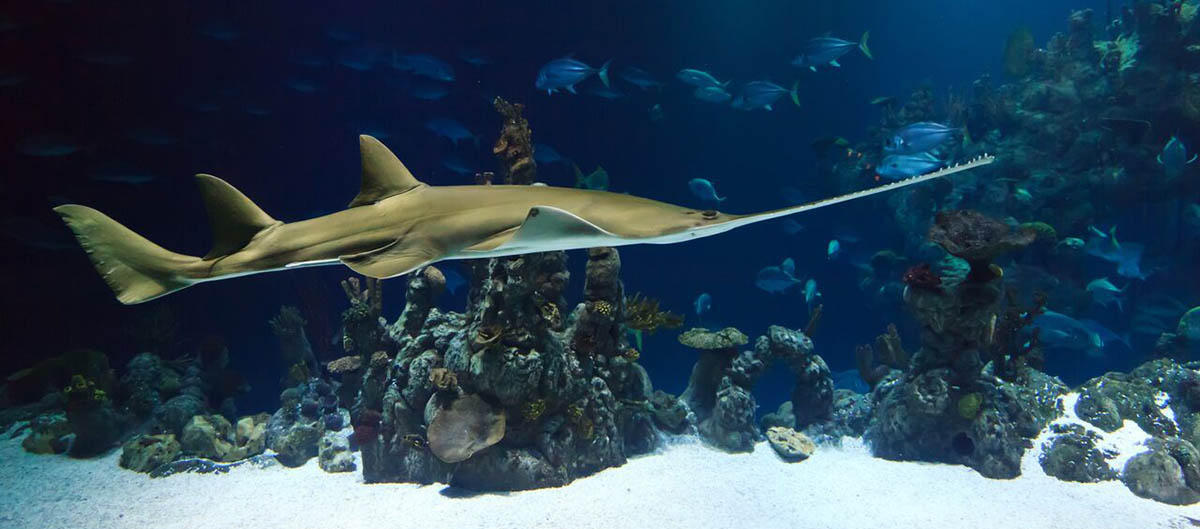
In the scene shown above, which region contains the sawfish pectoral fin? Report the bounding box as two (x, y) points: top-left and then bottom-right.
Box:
(338, 239), (442, 279)
(466, 205), (619, 254)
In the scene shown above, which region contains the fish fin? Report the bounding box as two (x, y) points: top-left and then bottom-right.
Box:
(830, 60), (841, 68)
(1157, 154), (1164, 165)
(809, 66), (817, 72)
(478, 206), (617, 253)
(349, 135), (424, 208)
(566, 84), (577, 94)
(860, 31), (873, 60)
(1110, 225), (1120, 249)
(338, 239), (442, 279)
(1190, 154), (1198, 164)
(790, 81), (801, 107)
(597, 60), (611, 88)
(195, 174), (281, 259)
(765, 104), (773, 111)
(53, 204), (200, 304)
(781, 258), (795, 277)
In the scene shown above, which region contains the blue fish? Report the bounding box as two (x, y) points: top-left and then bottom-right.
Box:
(884, 122), (960, 154)
(619, 66), (663, 91)
(804, 278), (821, 314)
(694, 293), (712, 316)
(426, 118), (477, 147)
(18, 135), (82, 157)
(1033, 310), (1105, 358)
(533, 144), (568, 165)
(676, 69), (727, 89)
(693, 86), (732, 104)
(1085, 233), (1149, 280)
(394, 53), (455, 82)
(827, 240), (841, 260)
(441, 154), (475, 175)
(1086, 277), (1125, 312)
(736, 81), (799, 111)
(1158, 135), (1197, 174)
(458, 49), (490, 67)
(756, 258), (802, 294)
(688, 178), (726, 203)
(406, 79), (450, 101)
(832, 369), (870, 394)
(586, 84), (624, 99)
(877, 152), (944, 180)
(792, 31), (872, 71)
(536, 57), (610, 94)
(443, 268), (467, 295)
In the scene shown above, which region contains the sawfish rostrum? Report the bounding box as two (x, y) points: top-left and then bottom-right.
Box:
(53, 135), (994, 304)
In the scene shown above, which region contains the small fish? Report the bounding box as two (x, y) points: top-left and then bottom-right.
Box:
(394, 53), (455, 82)
(533, 144), (567, 165)
(285, 78), (321, 94)
(877, 152), (944, 180)
(1158, 135), (1197, 174)
(89, 165), (156, 185)
(692, 86), (731, 104)
(458, 49), (490, 67)
(1085, 233), (1149, 280)
(648, 104), (664, 123)
(426, 118), (477, 147)
(536, 57), (610, 94)
(827, 239), (842, 260)
(574, 164), (610, 191)
(804, 278), (821, 313)
(17, 135), (82, 157)
(338, 47), (378, 71)
(782, 219), (804, 236)
(1033, 310), (1107, 358)
(676, 69), (728, 89)
(78, 51), (134, 66)
(869, 96), (896, 107)
(198, 22), (241, 41)
(694, 293), (712, 316)
(442, 267), (467, 295)
(756, 258), (802, 294)
(792, 31), (872, 71)
(586, 84), (624, 99)
(1086, 277), (1126, 311)
(688, 178), (725, 203)
(619, 66), (662, 91)
(405, 79), (450, 101)
(441, 154), (475, 175)
(884, 122), (960, 154)
(735, 81), (800, 111)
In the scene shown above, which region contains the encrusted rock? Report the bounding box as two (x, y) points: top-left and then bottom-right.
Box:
(181, 413), (269, 462)
(21, 412), (70, 454)
(1038, 424), (1117, 483)
(678, 327), (748, 350)
(318, 432), (356, 473)
(766, 426), (816, 462)
(119, 434), (181, 473)
(1123, 447), (1200, 505)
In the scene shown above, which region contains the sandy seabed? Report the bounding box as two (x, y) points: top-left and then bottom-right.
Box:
(0, 430), (1197, 529)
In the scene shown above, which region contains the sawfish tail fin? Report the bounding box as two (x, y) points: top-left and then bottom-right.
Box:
(53, 205), (202, 304)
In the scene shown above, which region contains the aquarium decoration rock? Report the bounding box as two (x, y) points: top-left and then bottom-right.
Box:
(766, 426), (816, 462)
(119, 434), (181, 473)
(21, 411), (71, 454)
(427, 393), (505, 463)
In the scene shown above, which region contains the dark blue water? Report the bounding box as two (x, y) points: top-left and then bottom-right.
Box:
(0, 0), (1131, 414)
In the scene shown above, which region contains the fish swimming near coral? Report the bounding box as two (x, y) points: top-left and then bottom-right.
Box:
(877, 152), (945, 180)
(1158, 135), (1197, 174)
(756, 258), (802, 294)
(52, 135), (993, 304)
(676, 69), (728, 89)
(791, 32), (873, 71)
(694, 292), (712, 317)
(884, 122), (960, 154)
(536, 57), (610, 94)
(734, 81), (800, 111)
(692, 86), (732, 104)
(1086, 277), (1125, 312)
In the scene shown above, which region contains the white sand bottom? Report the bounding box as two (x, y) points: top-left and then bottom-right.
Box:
(0, 433), (1196, 529)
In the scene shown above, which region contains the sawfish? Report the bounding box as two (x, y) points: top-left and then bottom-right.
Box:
(54, 135), (994, 304)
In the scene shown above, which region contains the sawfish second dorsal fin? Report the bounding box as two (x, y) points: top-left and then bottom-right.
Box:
(195, 174), (280, 259)
(349, 135), (424, 208)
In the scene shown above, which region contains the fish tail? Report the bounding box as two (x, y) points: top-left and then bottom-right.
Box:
(859, 31), (873, 60)
(790, 81), (801, 107)
(597, 60), (611, 89)
(53, 204), (202, 304)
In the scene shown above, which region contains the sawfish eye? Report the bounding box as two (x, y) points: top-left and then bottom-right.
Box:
(701, 210), (718, 219)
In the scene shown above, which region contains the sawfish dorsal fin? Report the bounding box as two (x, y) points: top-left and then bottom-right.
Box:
(349, 135), (424, 208)
(338, 239), (442, 279)
(195, 174), (280, 259)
